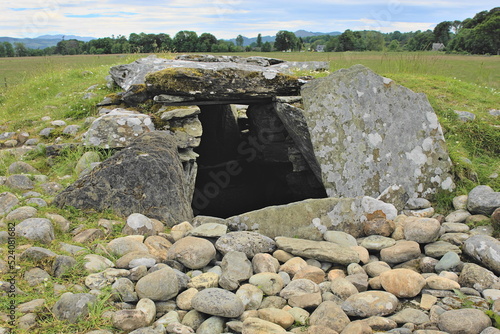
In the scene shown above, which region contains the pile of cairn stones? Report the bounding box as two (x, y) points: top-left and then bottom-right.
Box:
(1, 158), (500, 333)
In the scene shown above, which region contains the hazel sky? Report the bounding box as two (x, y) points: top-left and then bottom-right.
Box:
(2, 0), (497, 39)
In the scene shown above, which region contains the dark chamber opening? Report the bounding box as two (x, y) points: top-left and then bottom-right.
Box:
(192, 103), (326, 218)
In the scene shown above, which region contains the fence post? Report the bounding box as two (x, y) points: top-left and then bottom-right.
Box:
(4, 77), (6, 88)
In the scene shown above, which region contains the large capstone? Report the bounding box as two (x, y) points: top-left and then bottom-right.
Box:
(145, 66), (301, 101)
(301, 64), (454, 200)
(54, 131), (193, 226)
(109, 54), (318, 92)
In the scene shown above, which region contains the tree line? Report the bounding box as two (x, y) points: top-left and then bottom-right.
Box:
(303, 7), (498, 54)
(0, 7), (497, 57)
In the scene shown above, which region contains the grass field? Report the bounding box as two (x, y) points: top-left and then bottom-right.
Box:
(0, 51), (499, 200)
(0, 51), (499, 333)
(0, 54), (136, 88)
(1, 52), (498, 89)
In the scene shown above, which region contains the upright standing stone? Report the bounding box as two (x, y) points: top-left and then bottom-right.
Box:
(54, 132), (193, 226)
(301, 65), (454, 200)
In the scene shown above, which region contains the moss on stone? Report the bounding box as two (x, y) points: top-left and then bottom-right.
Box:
(145, 67), (301, 97)
(105, 93), (122, 100)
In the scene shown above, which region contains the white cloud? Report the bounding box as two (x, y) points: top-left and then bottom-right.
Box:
(0, 0), (496, 39)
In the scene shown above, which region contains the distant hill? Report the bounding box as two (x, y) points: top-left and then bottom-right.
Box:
(293, 30), (341, 38)
(228, 30), (342, 46)
(0, 35), (95, 49)
(36, 34), (95, 42)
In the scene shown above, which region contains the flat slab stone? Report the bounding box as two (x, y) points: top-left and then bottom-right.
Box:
(275, 236), (360, 265)
(109, 55), (303, 100)
(301, 65), (454, 200)
(225, 196), (396, 239)
(145, 65), (301, 101)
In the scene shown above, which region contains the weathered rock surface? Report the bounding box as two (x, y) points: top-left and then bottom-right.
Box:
(54, 132), (193, 225)
(220, 251), (253, 291)
(52, 293), (96, 323)
(15, 218), (55, 244)
(146, 66), (301, 101)
(403, 217), (441, 243)
(274, 101), (322, 181)
(438, 308), (492, 333)
(191, 288), (245, 318)
(309, 301), (350, 332)
(342, 291), (399, 317)
(379, 269), (426, 298)
(135, 266), (179, 301)
(167, 236), (216, 269)
(467, 185), (500, 216)
(463, 234), (500, 275)
(225, 196), (397, 239)
(83, 109), (155, 149)
(109, 55), (303, 100)
(301, 64), (454, 200)
(275, 237), (359, 265)
(0, 191), (19, 215)
(215, 232), (276, 258)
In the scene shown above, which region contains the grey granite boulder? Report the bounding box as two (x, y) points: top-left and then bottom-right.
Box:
(75, 151), (101, 175)
(135, 266), (179, 301)
(6, 174), (34, 190)
(0, 192), (19, 215)
(8, 161), (39, 174)
(219, 251), (253, 291)
(122, 213), (155, 237)
(342, 291), (398, 317)
(167, 236), (216, 269)
(464, 235), (500, 275)
(16, 218), (55, 244)
(309, 301), (351, 333)
(438, 308), (491, 334)
(83, 109), (155, 149)
(52, 293), (96, 323)
(5, 206), (37, 222)
(467, 185), (500, 216)
(54, 132), (193, 226)
(215, 231), (276, 258)
(301, 64), (454, 200)
(191, 288), (245, 318)
(459, 263), (499, 290)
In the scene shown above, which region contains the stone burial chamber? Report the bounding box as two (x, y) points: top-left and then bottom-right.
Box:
(55, 54), (455, 234)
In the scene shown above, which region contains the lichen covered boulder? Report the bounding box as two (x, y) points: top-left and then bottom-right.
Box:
(301, 64), (454, 200)
(83, 108), (154, 149)
(54, 131), (193, 226)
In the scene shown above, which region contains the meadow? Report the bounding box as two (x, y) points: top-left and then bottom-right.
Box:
(0, 51), (499, 333)
(0, 51), (499, 204)
(0, 52), (498, 89)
